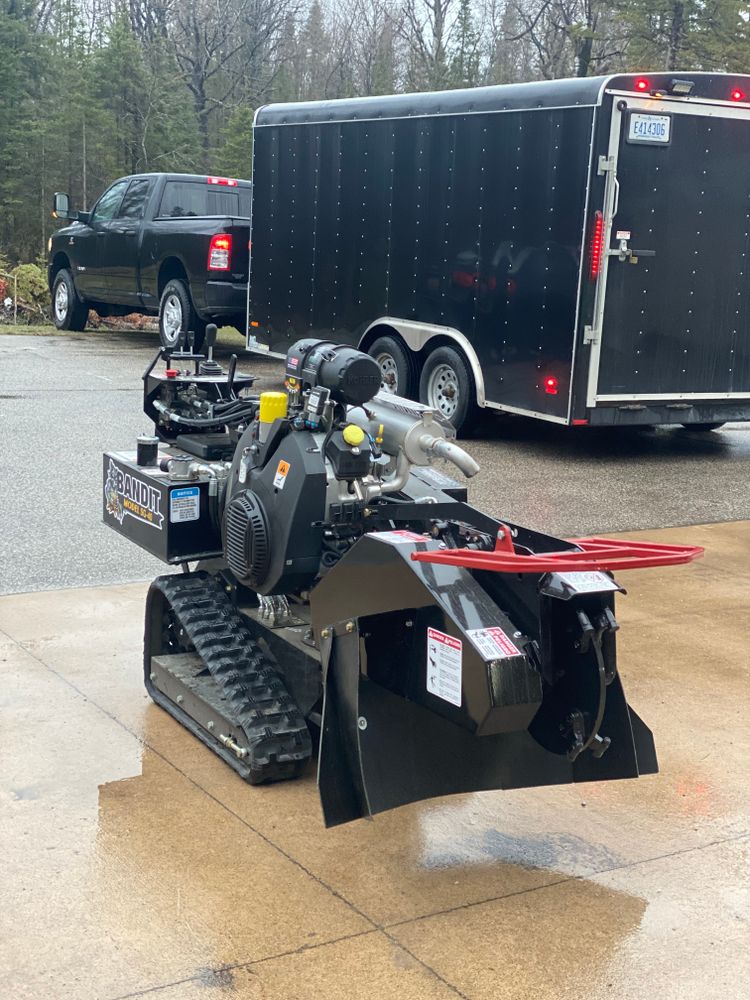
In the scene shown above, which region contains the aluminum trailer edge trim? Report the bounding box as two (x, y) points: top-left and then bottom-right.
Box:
(253, 103), (599, 130)
(597, 392), (750, 402)
(566, 106), (598, 423)
(585, 93), (750, 408)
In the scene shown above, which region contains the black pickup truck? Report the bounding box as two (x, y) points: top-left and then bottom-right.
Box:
(48, 172), (251, 349)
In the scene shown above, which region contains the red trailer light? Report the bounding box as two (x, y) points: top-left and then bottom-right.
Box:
(208, 233), (232, 270)
(207, 176), (238, 186)
(635, 78), (650, 92)
(544, 376), (559, 395)
(731, 89), (745, 102)
(589, 210), (604, 280)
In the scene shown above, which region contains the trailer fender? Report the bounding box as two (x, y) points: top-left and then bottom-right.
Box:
(360, 318), (486, 407)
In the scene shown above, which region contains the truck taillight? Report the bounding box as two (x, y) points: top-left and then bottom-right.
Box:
(589, 210), (604, 281)
(207, 176), (238, 186)
(208, 233), (232, 271)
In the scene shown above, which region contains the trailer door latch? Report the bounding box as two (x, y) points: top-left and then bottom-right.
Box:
(597, 155), (615, 175)
(583, 325), (599, 345)
(607, 235), (656, 263)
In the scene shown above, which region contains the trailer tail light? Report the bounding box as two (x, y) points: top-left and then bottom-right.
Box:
(544, 376), (559, 395)
(208, 233), (232, 270)
(731, 88), (745, 102)
(635, 78), (650, 92)
(590, 210), (604, 281)
(207, 176), (238, 186)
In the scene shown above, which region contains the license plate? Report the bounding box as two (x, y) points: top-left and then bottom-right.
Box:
(627, 112), (671, 145)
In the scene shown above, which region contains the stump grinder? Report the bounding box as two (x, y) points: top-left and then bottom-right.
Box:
(102, 326), (702, 826)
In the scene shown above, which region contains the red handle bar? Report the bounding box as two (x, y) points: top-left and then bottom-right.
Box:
(410, 535), (704, 574)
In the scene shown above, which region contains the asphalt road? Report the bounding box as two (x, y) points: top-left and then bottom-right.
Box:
(2, 328), (749, 594)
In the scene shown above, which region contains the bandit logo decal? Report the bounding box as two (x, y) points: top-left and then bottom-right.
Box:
(104, 459), (164, 530)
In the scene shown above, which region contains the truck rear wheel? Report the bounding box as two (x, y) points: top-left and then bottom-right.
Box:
(368, 335), (417, 398)
(682, 422), (726, 432)
(159, 278), (206, 352)
(52, 269), (88, 331)
(419, 345), (480, 435)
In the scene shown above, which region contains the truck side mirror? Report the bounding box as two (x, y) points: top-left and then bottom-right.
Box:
(52, 192), (70, 220)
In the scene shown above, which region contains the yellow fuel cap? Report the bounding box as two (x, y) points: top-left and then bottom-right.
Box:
(259, 391), (288, 424)
(342, 424), (366, 446)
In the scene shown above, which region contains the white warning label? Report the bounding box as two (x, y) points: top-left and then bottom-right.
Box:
(467, 626), (521, 661)
(169, 486), (200, 523)
(372, 530), (426, 544)
(426, 627), (462, 707)
(556, 571), (619, 593)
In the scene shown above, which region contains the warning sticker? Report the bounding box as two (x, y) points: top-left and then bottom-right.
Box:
(273, 460), (291, 489)
(372, 530), (426, 544)
(467, 626), (521, 661)
(556, 571), (619, 593)
(426, 627), (462, 707)
(170, 486), (200, 523)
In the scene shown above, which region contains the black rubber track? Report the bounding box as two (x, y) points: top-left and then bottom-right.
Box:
(145, 572), (312, 783)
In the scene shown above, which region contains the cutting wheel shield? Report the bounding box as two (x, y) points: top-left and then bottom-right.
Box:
(144, 572), (312, 783)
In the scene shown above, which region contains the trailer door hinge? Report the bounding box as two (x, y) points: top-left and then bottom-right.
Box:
(584, 325), (599, 345)
(598, 155), (615, 175)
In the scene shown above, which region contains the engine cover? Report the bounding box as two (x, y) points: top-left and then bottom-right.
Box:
(225, 425), (328, 595)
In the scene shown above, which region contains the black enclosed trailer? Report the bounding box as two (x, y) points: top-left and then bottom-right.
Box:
(247, 72), (750, 432)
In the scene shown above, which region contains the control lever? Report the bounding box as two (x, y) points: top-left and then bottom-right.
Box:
(199, 324), (223, 375)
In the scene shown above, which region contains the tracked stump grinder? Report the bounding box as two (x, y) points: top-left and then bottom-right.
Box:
(103, 327), (702, 826)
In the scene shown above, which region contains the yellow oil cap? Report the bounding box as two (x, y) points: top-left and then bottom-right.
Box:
(259, 391), (288, 424)
(342, 424), (366, 447)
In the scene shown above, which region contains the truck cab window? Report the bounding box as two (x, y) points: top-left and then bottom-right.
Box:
(158, 180), (243, 218)
(90, 179), (129, 223)
(118, 178), (153, 220)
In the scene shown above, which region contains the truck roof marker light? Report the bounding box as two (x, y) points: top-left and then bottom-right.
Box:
(207, 176), (238, 186)
(544, 376), (559, 395)
(590, 210), (604, 281)
(208, 233), (232, 271)
(635, 78), (650, 92)
(731, 88), (745, 102)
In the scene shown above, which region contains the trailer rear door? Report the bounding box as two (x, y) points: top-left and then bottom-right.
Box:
(586, 96), (750, 406)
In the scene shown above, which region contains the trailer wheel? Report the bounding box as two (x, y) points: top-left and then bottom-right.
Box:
(682, 422), (726, 432)
(368, 336), (416, 398)
(52, 269), (88, 331)
(159, 279), (206, 352)
(419, 345), (480, 434)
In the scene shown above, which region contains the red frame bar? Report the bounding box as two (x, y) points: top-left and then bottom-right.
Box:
(410, 536), (704, 574)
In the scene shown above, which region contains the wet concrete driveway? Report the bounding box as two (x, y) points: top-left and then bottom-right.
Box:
(1, 520), (749, 999)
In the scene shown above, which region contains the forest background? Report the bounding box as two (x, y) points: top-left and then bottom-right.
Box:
(2, 0), (749, 269)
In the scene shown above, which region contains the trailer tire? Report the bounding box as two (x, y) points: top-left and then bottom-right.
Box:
(419, 345), (480, 435)
(682, 422), (726, 432)
(368, 335), (417, 398)
(159, 278), (206, 352)
(52, 269), (88, 331)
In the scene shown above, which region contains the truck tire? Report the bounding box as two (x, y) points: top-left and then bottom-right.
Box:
(682, 422), (726, 432)
(368, 335), (417, 398)
(52, 269), (88, 331)
(419, 345), (480, 435)
(159, 278), (206, 352)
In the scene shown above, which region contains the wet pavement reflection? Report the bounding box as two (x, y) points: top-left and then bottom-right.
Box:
(1, 521), (748, 998)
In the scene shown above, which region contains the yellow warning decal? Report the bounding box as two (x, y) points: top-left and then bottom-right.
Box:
(273, 460), (291, 489)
